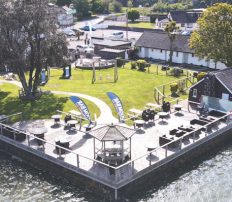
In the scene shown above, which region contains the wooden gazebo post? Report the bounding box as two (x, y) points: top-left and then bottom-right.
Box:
(93, 137), (96, 159)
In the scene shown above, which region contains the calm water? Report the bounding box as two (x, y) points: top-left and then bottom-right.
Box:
(1, 145), (232, 202)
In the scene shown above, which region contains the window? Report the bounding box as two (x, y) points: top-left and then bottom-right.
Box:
(139, 47), (141, 52)
(193, 89), (197, 98)
(152, 49), (154, 52)
(176, 52), (179, 57)
(160, 49), (163, 53)
(181, 23), (185, 27)
(187, 23), (193, 28)
(192, 53), (194, 57)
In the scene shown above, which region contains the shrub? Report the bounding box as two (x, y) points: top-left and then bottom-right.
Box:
(170, 83), (179, 97)
(170, 67), (183, 77)
(197, 72), (207, 81)
(131, 62), (137, 69)
(136, 59), (146, 71)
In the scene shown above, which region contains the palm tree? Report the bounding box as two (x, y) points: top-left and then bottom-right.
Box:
(164, 21), (179, 65)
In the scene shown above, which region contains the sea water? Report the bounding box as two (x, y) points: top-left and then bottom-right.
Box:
(0, 144), (232, 202)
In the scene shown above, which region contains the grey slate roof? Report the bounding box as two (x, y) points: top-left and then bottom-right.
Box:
(89, 124), (136, 141)
(135, 31), (194, 53)
(211, 68), (232, 93)
(169, 11), (201, 24)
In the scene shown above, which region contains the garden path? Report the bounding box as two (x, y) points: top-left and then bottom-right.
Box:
(0, 80), (118, 124)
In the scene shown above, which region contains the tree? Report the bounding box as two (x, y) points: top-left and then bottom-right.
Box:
(110, 0), (122, 13)
(73, 0), (91, 19)
(56, 0), (72, 6)
(92, 0), (105, 14)
(164, 21), (179, 65)
(190, 3), (232, 67)
(128, 9), (140, 23)
(0, 0), (68, 100)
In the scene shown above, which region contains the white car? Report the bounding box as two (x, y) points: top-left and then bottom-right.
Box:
(108, 31), (124, 39)
(76, 45), (94, 53)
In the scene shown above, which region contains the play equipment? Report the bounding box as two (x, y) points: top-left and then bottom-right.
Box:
(63, 65), (72, 79)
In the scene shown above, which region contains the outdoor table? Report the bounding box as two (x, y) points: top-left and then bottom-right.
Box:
(145, 143), (157, 152)
(128, 108), (143, 120)
(158, 112), (169, 122)
(67, 120), (78, 128)
(83, 123), (95, 132)
(134, 119), (145, 129)
(55, 135), (73, 154)
(28, 126), (48, 145)
(51, 114), (62, 125)
(174, 104), (182, 112)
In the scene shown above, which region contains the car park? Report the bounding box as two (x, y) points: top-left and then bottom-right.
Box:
(108, 31), (124, 39)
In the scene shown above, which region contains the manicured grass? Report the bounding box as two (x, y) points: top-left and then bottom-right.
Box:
(0, 64), (193, 121)
(42, 64), (189, 117)
(120, 22), (154, 29)
(0, 83), (100, 121)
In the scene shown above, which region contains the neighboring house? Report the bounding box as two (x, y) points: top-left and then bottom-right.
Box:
(92, 38), (131, 59)
(135, 31), (227, 69)
(189, 68), (232, 103)
(48, 3), (75, 26)
(156, 9), (204, 31)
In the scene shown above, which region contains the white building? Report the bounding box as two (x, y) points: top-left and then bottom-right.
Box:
(48, 3), (75, 27)
(156, 10), (204, 32)
(135, 31), (227, 70)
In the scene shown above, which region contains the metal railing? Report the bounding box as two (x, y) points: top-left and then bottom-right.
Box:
(0, 112), (231, 188)
(113, 113), (232, 185)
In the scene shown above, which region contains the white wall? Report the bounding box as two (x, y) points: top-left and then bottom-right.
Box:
(137, 47), (227, 69)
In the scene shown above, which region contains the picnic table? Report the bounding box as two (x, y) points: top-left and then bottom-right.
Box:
(128, 108), (143, 119)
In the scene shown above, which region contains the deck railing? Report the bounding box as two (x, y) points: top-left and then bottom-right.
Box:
(113, 113), (232, 185)
(0, 112), (231, 188)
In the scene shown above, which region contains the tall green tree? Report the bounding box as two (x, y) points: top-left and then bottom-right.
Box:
(128, 9), (140, 22)
(0, 0), (68, 100)
(164, 21), (179, 65)
(73, 0), (91, 19)
(190, 3), (232, 67)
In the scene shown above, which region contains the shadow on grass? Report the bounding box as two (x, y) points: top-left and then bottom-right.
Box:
(0, 91), (10, 100)
(0, 93), (68, 120)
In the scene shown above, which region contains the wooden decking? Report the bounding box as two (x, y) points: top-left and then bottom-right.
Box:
(9, 109), (228, 187)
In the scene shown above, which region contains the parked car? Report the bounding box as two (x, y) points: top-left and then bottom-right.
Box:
(63, 28), (76, 36)
(108, 31), (124, 39)
(76, 45), (94, 53)
(72, 28), (84, 35)
(80, 25), (96, 31)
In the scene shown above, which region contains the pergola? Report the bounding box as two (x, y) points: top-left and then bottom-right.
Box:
(89, 124), (136, 165)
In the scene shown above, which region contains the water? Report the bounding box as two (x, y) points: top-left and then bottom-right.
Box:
(1, 145), (232, 202)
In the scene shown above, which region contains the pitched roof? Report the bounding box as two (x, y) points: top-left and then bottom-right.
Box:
(89, 124), (136, 141)
(135, 31), (194, 53)
(169, 10), (202, 24)
(211, 68), (232, 93)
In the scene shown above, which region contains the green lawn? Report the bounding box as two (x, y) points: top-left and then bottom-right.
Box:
(0, 64), (192, 121)
(120, 22), (154, 29)
(0, 83), (100, 121)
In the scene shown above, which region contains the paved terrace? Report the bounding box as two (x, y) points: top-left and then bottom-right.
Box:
(3, 109), (228, 187)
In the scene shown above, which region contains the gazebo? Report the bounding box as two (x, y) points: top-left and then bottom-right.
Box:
(89, 124), (136, 165)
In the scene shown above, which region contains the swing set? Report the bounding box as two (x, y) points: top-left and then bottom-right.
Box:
(92, 60), (118, 84)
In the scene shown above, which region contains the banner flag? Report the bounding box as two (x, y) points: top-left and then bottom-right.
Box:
(70, 96), (91, 121)
(107, 92), (125, 122)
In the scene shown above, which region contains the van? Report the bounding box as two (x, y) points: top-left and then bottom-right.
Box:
(109, 31), (124, 39)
